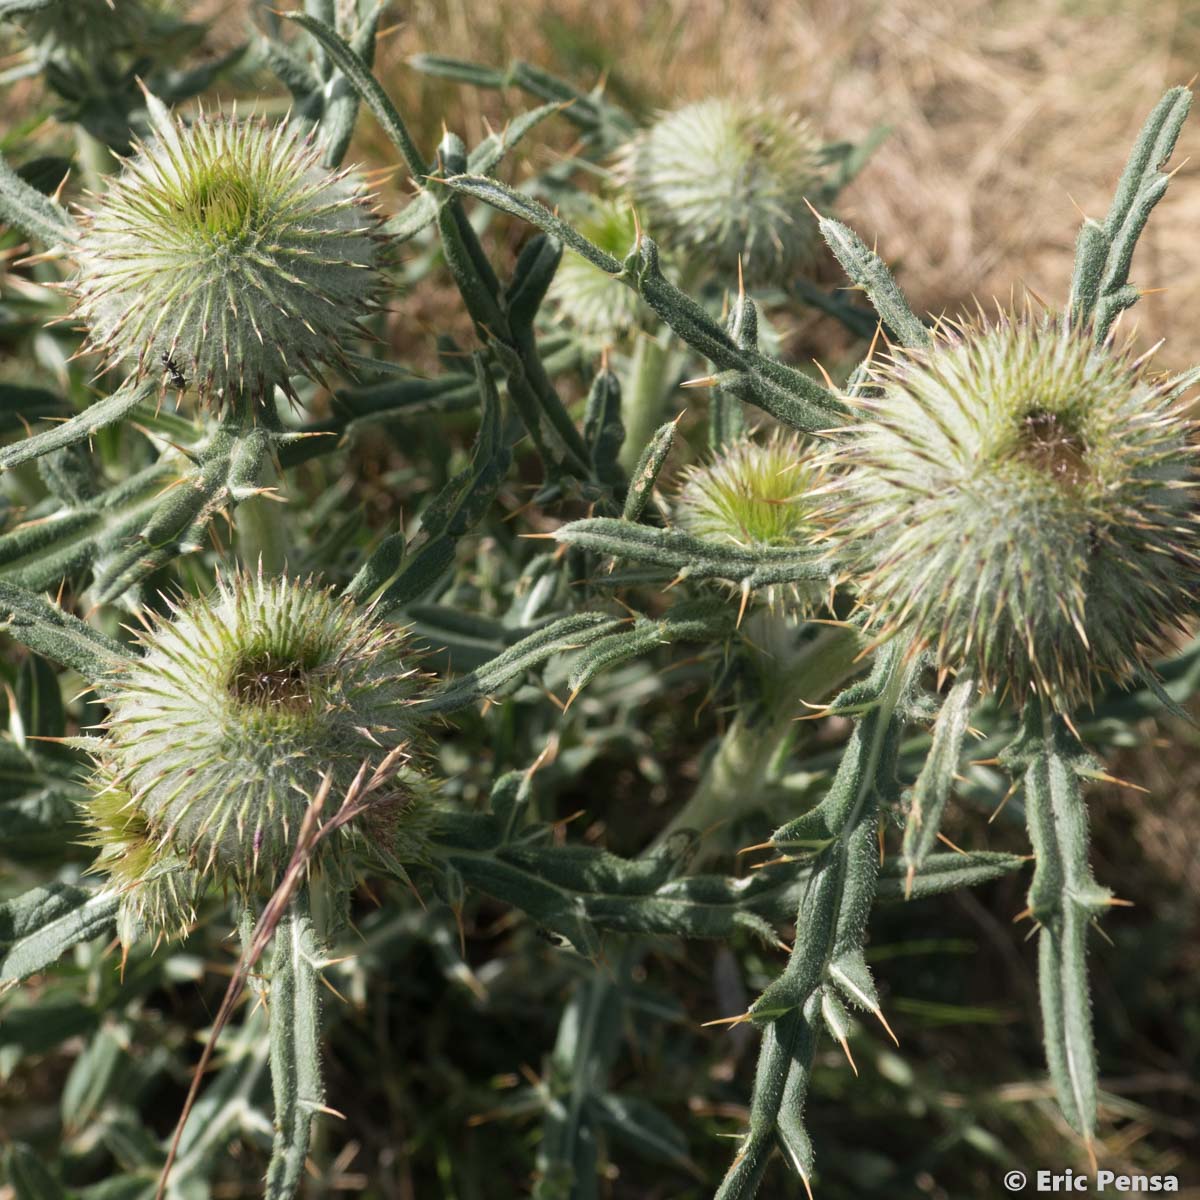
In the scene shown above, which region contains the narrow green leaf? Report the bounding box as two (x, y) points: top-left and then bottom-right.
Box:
(621, 419), (674, 523)
(819, 216), (930, 349)
(900, 675), (976, 887)
(1068, 86), (1191, 339)
(4, 1144), (67, 1200)
(0, 151), (73, 246)
(420, 613), (626, 713)
(556, 517), (826, 589)
(1020, 707), (1108, 1142)
(283, 11), (426, 179)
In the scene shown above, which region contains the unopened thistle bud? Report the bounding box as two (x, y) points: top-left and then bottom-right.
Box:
(69, 91), (383, 409)
(85, 572), (432, 910)
(546, 197), (647, 344)
(826, 317), (1200, 706)
(675, 429), (826, 610)
(619, 98), (825, 284)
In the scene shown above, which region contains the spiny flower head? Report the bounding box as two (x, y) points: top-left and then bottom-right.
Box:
(90, 571), (432, 897)
(619, 98), (825, 284)
(675, 429), (826, 610)
(69, 90), (384, 409)
(825, 316), (1200, 707)
(546, 197), (647, 344)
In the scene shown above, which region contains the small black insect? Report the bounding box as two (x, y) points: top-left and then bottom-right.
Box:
(160, 352), (187, 390)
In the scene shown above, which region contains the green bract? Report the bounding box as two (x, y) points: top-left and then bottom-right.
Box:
(827, 317), (1200, 706)
(69, 91), (383, 408)
(619, 97), (824, 284)
(89, 573), (431, 893)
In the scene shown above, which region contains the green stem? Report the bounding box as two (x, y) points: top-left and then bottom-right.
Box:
(234, 456), (288, 574)
(618, 332), (674, 475)
(74, 127), (115, 193)
(656, 624), (864, 855)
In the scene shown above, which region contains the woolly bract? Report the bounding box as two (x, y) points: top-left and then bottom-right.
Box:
(69, 91), (382, 408)
(619, 98), (824, 284)
(546, 197), (647, 344)
(91, 573), (430, 893)
(826, 317), (1200, 706)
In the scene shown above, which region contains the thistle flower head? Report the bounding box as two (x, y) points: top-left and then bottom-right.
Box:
(69, 91), (383, 409)
(675, 429), (826, 609)
(88, 572), (432, 900)
(619, 98), (825, 284)
(546, 197), (647, 344)
(826, 316), (1200, 707)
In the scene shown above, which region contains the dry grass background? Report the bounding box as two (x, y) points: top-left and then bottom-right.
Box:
(355, 0), (1198, 366)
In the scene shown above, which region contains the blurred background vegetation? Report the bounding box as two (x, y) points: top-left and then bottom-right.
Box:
(1, 1), (1198, 1197)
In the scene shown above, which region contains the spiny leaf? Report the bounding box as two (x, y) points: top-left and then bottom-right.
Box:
(420, 612), (627, 713)
(0, 377), (156, 472)
(0, 581), (128, 678)
(555, 517), (827, 589)
(0, 150), (74, 246)
(622, 419), (674, 522)
(900, 674), (977, 887)
(818, 215), (930, 349)
(283, 11), (425, 179)
(1018, 705), (1109, 1142)
(1068, 85), (1191, 340)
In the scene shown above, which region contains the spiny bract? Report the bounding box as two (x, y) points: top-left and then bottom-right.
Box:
(619, 97), (824, 284)
(546, 196), (647, 344)
(69, 91), (383, 409)
(90, 572), (431, 894)
(826, 316), (1200, 706)
(81, 770), (201, 949)
(675, 429), (826, 609)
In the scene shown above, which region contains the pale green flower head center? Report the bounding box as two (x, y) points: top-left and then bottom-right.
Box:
(180, 161), (266, 246)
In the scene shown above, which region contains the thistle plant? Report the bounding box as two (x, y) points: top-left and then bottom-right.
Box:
(1, 13), (1197, 1200)
(825, 316), (1200, 707)
(70, 90), (384, 409)
(619, 98), (825, 284)
(88, 570), (432, 894)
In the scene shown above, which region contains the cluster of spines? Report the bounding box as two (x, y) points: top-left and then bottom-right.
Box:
(618, 97), (825, 283)
(68, 92), (385, 410)
(91, 572), (430, 893)
(822, 315), (1200, 708)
